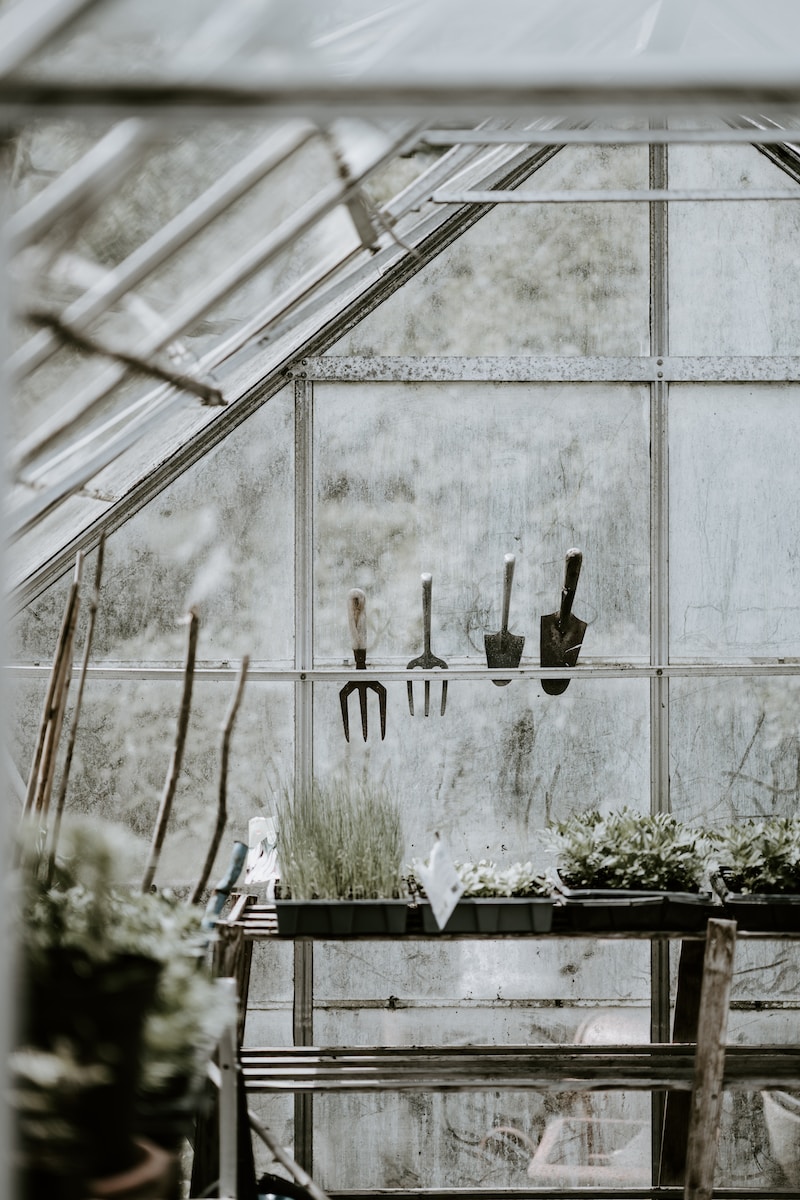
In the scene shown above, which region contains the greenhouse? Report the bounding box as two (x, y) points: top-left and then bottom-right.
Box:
(5, 1), (800, 1197)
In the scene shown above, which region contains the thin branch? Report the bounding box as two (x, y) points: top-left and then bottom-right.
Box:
(141, 607), (200, 893)
(190, 654), (249, 905)
(27, 309), (226, 407)
(46, 533), (105, 884)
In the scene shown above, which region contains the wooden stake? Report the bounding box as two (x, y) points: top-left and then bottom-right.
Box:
(22, 555), (83, 818)
(141, 607), (199, 893)
(683, 917), (737, 1200)
(189, 655), (249, 906)
(47, 535), (106, 884)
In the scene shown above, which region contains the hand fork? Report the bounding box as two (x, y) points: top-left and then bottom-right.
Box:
(339, 588), (387, 742)
(407, 573), (449, 716)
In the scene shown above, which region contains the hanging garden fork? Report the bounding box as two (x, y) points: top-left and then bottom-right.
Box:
(407, 573), (448, 716)
(339, 588), (387, 742)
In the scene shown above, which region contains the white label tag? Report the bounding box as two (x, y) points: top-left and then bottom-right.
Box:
(415, 836), (464, 929)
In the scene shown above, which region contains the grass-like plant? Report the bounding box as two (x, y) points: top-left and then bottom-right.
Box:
(546, 808), (710, 892)
(712, 816), (800, 894)
(275, 779), (405, 900)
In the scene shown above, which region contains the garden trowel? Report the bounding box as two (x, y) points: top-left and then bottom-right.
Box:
(485, 553), (525, 686)
(540, 548), (587, 696)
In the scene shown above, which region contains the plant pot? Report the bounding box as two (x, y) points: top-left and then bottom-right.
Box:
(421, 898), (554, 934)
(21, 951), (163, 1179)
(717, 869), (800, 931)
(274, 900), (408, 936)
(556, 878), (715, 933)
(135, 1069), (210, 1151)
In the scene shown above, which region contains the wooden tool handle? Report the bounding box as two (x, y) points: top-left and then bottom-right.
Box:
(421, 573), (432, 653)
(501, 553), (516, 633)
(559, 548), (583, 624)
(347, 588), (367, 651)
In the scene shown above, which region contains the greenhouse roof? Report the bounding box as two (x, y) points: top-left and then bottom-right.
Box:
(4, 0), (800, 610)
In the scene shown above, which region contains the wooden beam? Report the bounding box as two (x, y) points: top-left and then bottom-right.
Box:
(683, 918), (737, 1200)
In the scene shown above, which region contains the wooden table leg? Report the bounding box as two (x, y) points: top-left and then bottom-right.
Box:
(683, 918), (737, 1200)
(659, 937), (706, 1184)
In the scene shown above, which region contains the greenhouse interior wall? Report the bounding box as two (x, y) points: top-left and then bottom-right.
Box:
(8, 115), (800, 1192)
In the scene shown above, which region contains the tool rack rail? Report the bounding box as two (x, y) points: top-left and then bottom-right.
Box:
(216, 896), (800, 1200)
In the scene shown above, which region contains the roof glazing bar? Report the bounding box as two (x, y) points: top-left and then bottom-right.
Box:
(10, 121), (317, 386)
(0, 0), (103, 77)
(6, 118), (153, 254)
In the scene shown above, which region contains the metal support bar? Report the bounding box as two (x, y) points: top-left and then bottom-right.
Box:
(294, 941), (315, 1174)
(432, 187), (800, 204)
(683, 919), (738, 1200)
(649, 129), (671, 1172)
(10, 661), (800, 682)
(422, 126), (800, 146)
(297, 354), (800, 382)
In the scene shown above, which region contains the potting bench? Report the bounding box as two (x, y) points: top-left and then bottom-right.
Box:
(198, 900), (800, 1200)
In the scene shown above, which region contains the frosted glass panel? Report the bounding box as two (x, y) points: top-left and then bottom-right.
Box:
(670, 385), (800, 658)
(9, 676), (294, 888)
(11, 388), (294, 662)
(671, 676), (800, 833)
(669, 144), (800, 355)
(331, 145), (650, 356)
(314, 381), (650, 664)
(311, 678), (650, 869)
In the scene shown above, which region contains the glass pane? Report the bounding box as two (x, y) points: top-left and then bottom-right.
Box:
(330, 145), (650, 356)
(314, 381), (650, 664)
(669, 143), (800, 355)
(670, 384), (800, 659)
(8, 674), (295, 888)
(10, 387), (294, 662)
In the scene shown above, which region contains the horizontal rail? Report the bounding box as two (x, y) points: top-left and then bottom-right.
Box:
(239, 1043), (800, 1093)
(7, 661), (800, 682)
(299, 354), (800, 382)
(433, 188), (800, 204)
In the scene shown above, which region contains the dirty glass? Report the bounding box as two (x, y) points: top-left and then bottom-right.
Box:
(669, 144), (800, 355)
(9, 674), (294, 885)
(330, 145), (650, 356)
(670, 384), (800, 659)
(10, 386), (294, 662)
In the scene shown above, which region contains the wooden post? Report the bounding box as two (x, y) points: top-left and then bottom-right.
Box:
(683, 918), (737, 1200)
(659, 937), (707, 1184)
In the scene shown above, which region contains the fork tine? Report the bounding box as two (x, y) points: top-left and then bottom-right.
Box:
(340, 686), (351, 743)
(377, 683), (387, 740)
(358, 685), (369, 741)
(424, 679), (430, 717)
(440, 680), (448, 716)
(407, 679), (415, 716)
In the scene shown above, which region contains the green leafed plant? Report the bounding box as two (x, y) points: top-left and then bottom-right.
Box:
(546, 808), (710, 892)
(711, 816), (800, 894)
(408, 857), (551, 899)
(275, 778), (405, 900)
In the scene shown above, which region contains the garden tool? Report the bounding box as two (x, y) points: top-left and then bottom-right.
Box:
(407, 572), (449, 716)
(540, 548), (588, 696)
(339, 587), (387, 742)
(484, 553), (525, 686)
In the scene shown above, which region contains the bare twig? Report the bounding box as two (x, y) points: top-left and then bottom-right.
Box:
(27, 309), (226, 406)
(190, 655), (249, 905)
(22, 556), (83, 818)
(141, 607), (200, 893)
(46, 534), (106, 884)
